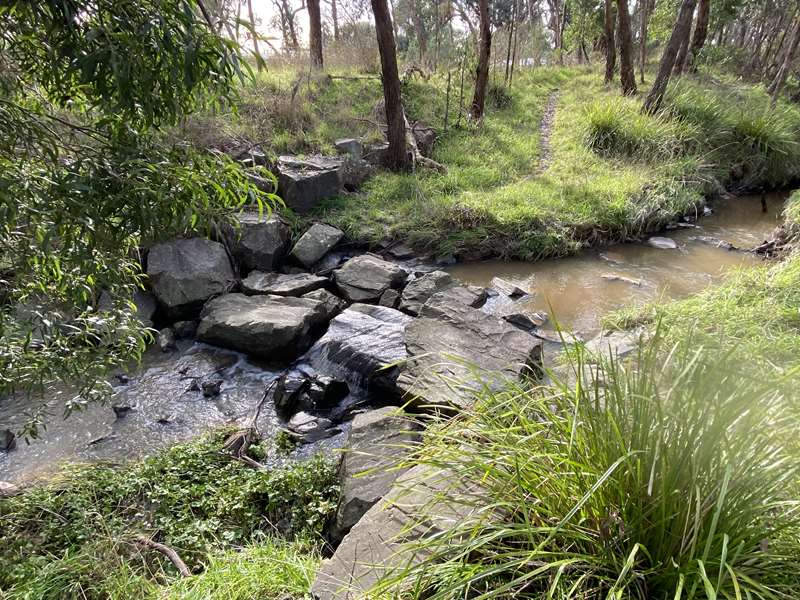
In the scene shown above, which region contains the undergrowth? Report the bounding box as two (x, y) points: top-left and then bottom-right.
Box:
(0, 431), (338, 599)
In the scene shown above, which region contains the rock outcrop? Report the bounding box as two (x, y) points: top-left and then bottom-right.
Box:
(197, 294), (331, 360)
(334, 255), (408, 303)
(147, 238), (234, 318)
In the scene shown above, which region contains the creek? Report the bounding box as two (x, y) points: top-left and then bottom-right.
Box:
(0, 193), (786, 484)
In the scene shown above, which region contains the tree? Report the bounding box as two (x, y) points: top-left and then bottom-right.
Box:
(370, 0), (411, 169)
(246, 0), (264, 70)
(639, 0), (650, 82)
(643, 0), (698, 113)
(769, 15), (800, 105)
(471, 0), (493, 119)
(604, 0), (617, 84)
(617, 0), (637, 95)
(308, 0), (324, 67)
(0, 0), (274, 431)
(685, 0), (710, 72)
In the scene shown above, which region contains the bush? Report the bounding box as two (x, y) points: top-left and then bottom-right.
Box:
(374, 339), (800, 599)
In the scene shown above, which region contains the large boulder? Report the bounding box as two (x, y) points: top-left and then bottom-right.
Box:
(397, 297), (543, 411)
(334, 255), (408, 303)
(197, 294), (331, 360)
(329, 407), (420, 544)
(291, 224), (345, 268)
(277, 156), (341, 213)
(147, 238), (235, 318)
(304, 304), (412, 394)
(399, 271), (454, 316)
(241, 271), (327, 296)
(302, 289), (348, 318)
(230, 213), (291, 274)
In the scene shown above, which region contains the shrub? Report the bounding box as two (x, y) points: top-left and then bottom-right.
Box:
(375, 339), (800, 599)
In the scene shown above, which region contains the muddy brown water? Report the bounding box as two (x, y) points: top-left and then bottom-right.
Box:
(0, 193), (786, 484)
(448, 193), (786, 337)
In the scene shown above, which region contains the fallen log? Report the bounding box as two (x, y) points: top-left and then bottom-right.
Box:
(134, 535), (190, 577)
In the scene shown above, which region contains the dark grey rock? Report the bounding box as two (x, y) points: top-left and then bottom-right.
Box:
(201, 378), (223, 397)
(378, 288), (400, 308)
(397, 298), (543, 411)
(429, 285), (488, 309)
(307, 376), (349, 410)
(197, 294), (331, 360)
(386, 243), (416, 260)
(274, 371), (310, 415)
(302, 289), (348, 318)
(334, 255), (408, 303)
(291, 223), (345, 268)
(230, 213), (291, 274)
(412, 123), (436, 156)
(241, 271), (327, 296)
(0, 429), (16, 451)
(112, 405), (133, 419)
(334, 138), (363, 158)
(399, 270), (454, 316)
(173, 320), (198, 339)
(363, 141), (389, 166)
(277, 156), (341, 213)
(147, 238), (234, 318)
(158, 328), (177, 352)
(329, 406), (420, 544)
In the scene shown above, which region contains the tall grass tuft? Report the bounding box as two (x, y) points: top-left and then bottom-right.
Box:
(375, 337), (800, 599)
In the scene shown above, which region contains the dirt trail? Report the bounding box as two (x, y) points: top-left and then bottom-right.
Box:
(536, 90), (560, 174)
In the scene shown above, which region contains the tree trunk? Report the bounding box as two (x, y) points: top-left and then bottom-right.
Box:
(247, 0), (263, 71)
(409, 0), (428, 62)
(769, 17), (800, 105)
(330, 0), (340, 41)
(617, 0), (637, 95)
(604, 0), (617, 84)
(639, 0), (649, 83)
(505, 0), (516, 84)
(643, 0), (697, 114)
(471, 0), (492, 119)
(308, 0), (324, 68)
(673, 23), (691, 75)
(371, 0), (410, 170)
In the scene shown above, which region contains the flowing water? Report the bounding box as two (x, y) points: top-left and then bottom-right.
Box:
(448, 193), (786, 338)
(0, 193), (786, 484)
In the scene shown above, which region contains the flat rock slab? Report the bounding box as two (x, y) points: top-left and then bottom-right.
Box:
(334, 255), (408, 303)
(241, 271), (327, 296)
(397, 298), (542, 411)
(491, 276), (529, 297)
(329, 406), (420, 544)
(305, 304), (412, 394)
(147, 238), (234, 318)
(197, 293), (331, 360)
(399, 271), (454, 316)
(291, 223), (345, 268)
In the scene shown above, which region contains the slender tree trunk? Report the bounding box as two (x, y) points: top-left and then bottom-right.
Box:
(673, 24), (691, 75)
(769, 17), (800, 105)
(510, 10), (519, 86)
(471, 0), (492, 119)
(505, 0), (516, 83)
(639, 0), (649, 83)
(409, 0), (428, 62)
(643, 0), (697, 114)
(617, 0), (637, 95)
(685, 0), (708, 72)
(247, 0), (263, 71)
(604, 0), (617, 84)
(371, 0), (409, 169)
(308, 0), (324, 68)
(330, 0), (340, 41)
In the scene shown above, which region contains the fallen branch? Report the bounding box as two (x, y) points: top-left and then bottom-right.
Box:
(134, 535), (190, 577)
(222, 377), (280, 457)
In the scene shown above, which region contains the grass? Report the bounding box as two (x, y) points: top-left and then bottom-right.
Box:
(0, 431), (338, 599)
(371, 337), (800, 599)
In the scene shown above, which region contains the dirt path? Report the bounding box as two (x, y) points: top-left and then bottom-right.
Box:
(536, 90), (560, 174)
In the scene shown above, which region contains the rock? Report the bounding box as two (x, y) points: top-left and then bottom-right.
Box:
(491, 276), (529, 297)
(534, 329), (584, 344)
(307, 376), (350, 410)
(242, 271), (327, 297)
(329, 407), (420, 544)
(412, 123), (436, 156)
(386, 243), (416, 260)
(399, 271), (454, 316)
(601, 273), (643, 287)
(0, 481), (20, 497)
(98, 290), (158, 328)
(112, 405), (133, 419)
(158, 327), (177, 352)
(363, 141), (389, 166)
(703, 206), (713, 216)
(429, 285), (488, 309)
(302, 289), (348, 318)
(689, 235), (738, 251)
(313, 464), (480, 600)
(305, 304), (413, 394)
(334, 255), (408, 303)
(173, 320), (198, 339)
(229, 213), (291, 274)
(274, 370), (311, 415)
(396, 298), (543, 411)
(277, 156), (341, 213)
(147, 238), (235, 318)
(197, 294), (332, 360)
(435, 254), (457, 266)
(502, 313), (542, 333)
(288, 411), (334, 437)
(0, 429), (16, 451)
(291, 223), (345, 268)
(647, 236), (678, 250)
(584, 330), (643, 361)
(201, 378), (223, 397)
(378, 288), (400, 308)
(334, 138), (363, 158)
(339, 157), (374, 190)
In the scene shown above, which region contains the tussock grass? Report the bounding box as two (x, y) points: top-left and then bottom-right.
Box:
(374, 339), (800, 599)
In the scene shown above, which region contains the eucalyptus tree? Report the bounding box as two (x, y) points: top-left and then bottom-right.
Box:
(617, 0), (637, 94)
(309, 0), (325, 66)
(0, 1), (274, 433)
(471, 0), (493, 119)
